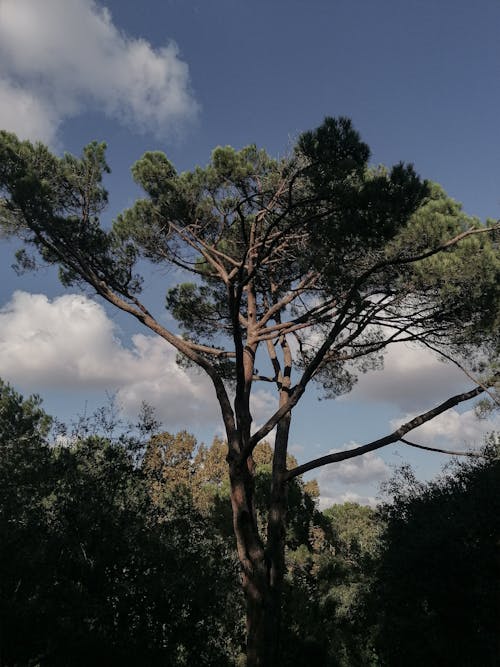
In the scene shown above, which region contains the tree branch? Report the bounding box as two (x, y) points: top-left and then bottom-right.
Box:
(284, 383), (490, 480)
(168, 221), (230, 284)
(399, 437), (484, 458)
(249, 223), (500, 450)
(256, 271), (318, 329)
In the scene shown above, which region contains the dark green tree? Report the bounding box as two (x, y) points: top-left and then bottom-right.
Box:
(373, 435), (500, 666)
(0, 383), (242, 666)
(1, 118), (499, 665)
(0, 380), (53, 666)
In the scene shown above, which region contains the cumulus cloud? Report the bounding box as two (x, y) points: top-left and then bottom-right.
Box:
(0, 291), (279, 429)
(314, 443), (389, 508)
(0, 77), (61, 144)
(346, 342), (469, 411)
(316, 446), (389, 488)
(0, 0), (198, 143)
(0, 291), (216, 425)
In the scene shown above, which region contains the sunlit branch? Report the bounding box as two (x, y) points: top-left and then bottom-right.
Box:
(194, 234), (242, 268)
(256, 271), (318, 328)
(169, 221), (230, 284)
(255, 319), (323, 343)
(185, 342), (236, 358)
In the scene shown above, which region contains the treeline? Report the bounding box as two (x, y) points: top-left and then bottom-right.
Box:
(0, 380), (498, 666)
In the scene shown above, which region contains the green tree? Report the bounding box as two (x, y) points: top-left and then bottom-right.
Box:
(0, 384), (242, 666)
(0, 380), (53, 666)
(143, 429), (198, 503)
(281, 502), (382, 666)
(1, 118), (499, 665)
(373, 436), (500, 666)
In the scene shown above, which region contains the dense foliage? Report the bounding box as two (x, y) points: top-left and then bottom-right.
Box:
(374, 437), (500, 666)
(0, 382), (243, 666)
(1, 381), (498, 665)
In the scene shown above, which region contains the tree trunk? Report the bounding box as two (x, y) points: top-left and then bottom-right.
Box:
(244, 555), (284, 667)
(228, 448), (281, 666)
(264, 413), (291, 664)
(228, 414), (291, 666)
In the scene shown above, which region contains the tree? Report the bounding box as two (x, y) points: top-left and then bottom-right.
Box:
(0, 383), (243, 666)
(373, 435), (500, 666)
(0, 380), (53, 666)
(143, 430), (198, 504)
(1, 117), (499, 665)
(276, 502), (382, 666)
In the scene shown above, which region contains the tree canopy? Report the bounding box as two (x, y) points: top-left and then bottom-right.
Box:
(374, 435), (500, 666)
(1, 118), (498, 444)
(1, 116), (499, 665)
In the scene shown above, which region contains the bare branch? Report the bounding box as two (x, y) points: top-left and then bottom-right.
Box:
(256, 271), (318, 329)
(252, 374), (278, 383)
(185, 342), (236, 358)
(285, 382), (492, 480)
(195, 234), (242, 268)
(377, 224), (500, 273)
(251, 223), (500, 449)
(399, 437), (484, 458)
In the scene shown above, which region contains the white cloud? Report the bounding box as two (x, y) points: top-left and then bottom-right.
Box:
(0, 291), (217, 426)
(0, 291), (280, 430)
(392, 407), (500, 450)
(346, 342), (469, 411)
(250, 389), (278, 425)
(318, 452), (389, 486)
(0, 0), (198, 143)
(0, 78), (61, 144)
(316, 447), (385, 508)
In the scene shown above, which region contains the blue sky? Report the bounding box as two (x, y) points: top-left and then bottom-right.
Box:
(0, 0), (499, 505)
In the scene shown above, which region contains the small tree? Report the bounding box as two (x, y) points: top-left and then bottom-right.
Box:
(1, 118), (499, 665)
